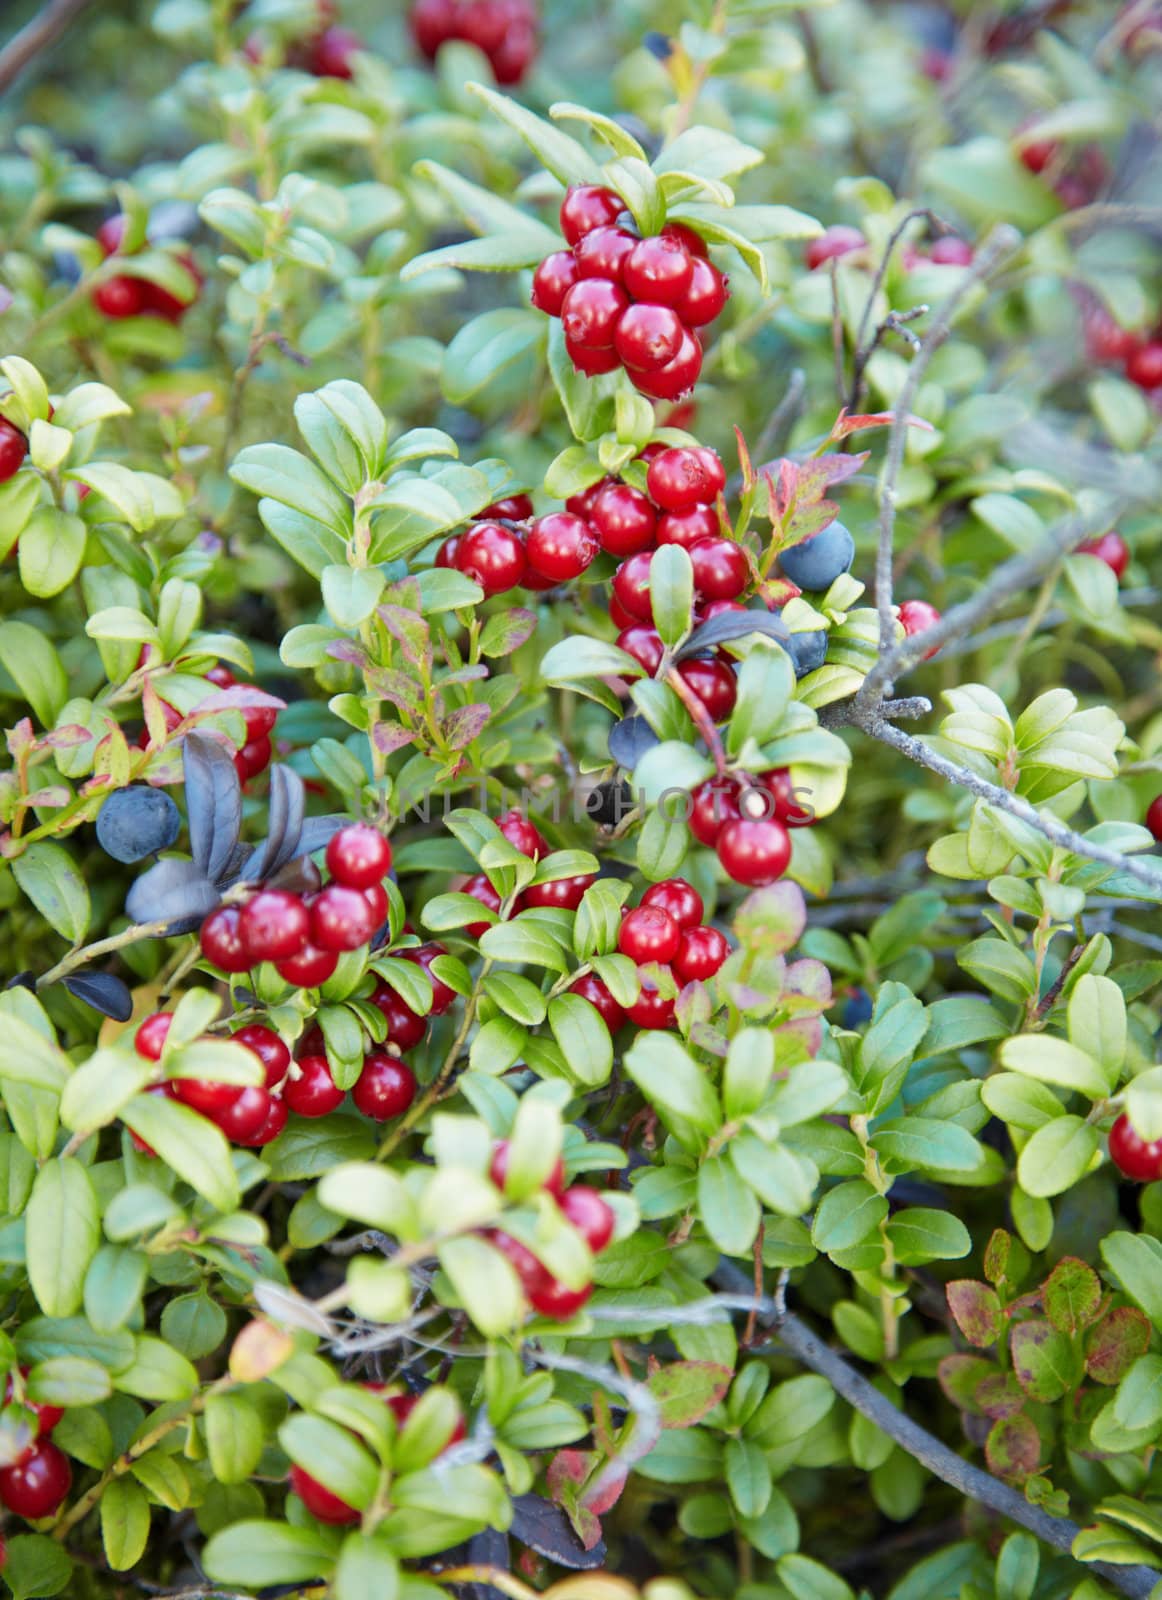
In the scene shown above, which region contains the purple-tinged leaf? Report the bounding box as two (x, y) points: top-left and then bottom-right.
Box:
(1086, 1306), (1151, 1385)
(677, 609), (790, 661)
(1042, 1256), (1102, 1335)
(62, 971), (133, 1021)
(609, 715), (660, 771)
(443, 703), (491, 752)
(985, 1412), (1041, 1482)
(647, 1362), (733, 1428)
(183, 731), (242, 884)
(125, 856), (221, 932)
(1009, 1318), (1076, 1401)
(946, 1280), (1003, 1348)
(510, 1492), (607, 1569)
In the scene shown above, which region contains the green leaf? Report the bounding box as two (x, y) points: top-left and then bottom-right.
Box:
(27, 1355), (112, 1408)
(725, 1436), (771, 1519)
(1067, 974), (1125, 1080)
(230, 444), (352, 536)
(83, 1245), (147, 1334)
(650, 544), (695, 647)
(624, 1032), (721, 1146)
(26, 1159), (100, 1317)
(466, 83), (604, 187)
(1101, 1233), (1162, 1330)
(698, 1154), (761, 1256)
(885, 1208), (971, 1266)
(115, 1335), (198, 1401)
(1017, 1116), (1099, 1198)
(654, 127), (764, 183)
(0, 621), (69, 727)
(101, 1477), (151, 1571)
(0, 1012), (70, 1091)
(1, 1535), (74, 1600)
(334, 1536), (400, 1600)
(119, 1095), (241, 1214)
(723, 1029), (774, 1120)
(998, 1035), (1108, 1099)
(61, 1049), (151, 1134)
(204, 1521), (341, 1587)
(547, 993), (613, 1087)
(321, 565), (386, 630)
(478, 918), (570, 973)
(17, 508), (87, 598)
(206, 1391), (266, 1484)
(440, 1233), (523, 1334)
(541, 634), (644, 684)
(811, 1180), (888, 1253)
(871, 1117), (982, 1174)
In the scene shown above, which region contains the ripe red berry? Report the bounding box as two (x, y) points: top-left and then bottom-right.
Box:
(481, 493), (535, 521)
(1109, 1113), (1162, 1182)
(567, 972), (626, 1032)
(285, 1054), (345, 1117)
(897, 598), (943, 659)
(804, 226), (866, 270)
(276, 942), (339, 988)
(662, 221), (708, 258)
(574, 226), (638, 284)
(410, 0), (455, 55)
(676, 658), (738, 721)
(363, 881), (389, 929)
(689, 776), (742, 847)
(239, 890), (310, 963)
(1084, 311), (1141, 365)
(757, 768), (815, 827)
(173, 1075), (243, 1119)
(929, 236), (974, 266)
(290, 1462), (359, 1526)
(561, 278), (629, 350)
(616, 625), (664, 675)
(455, 521), (527, 595)
(716, 816), (792, 886)
(656, 505), (719, 549)
(142, 252), (203, 322)
(526, 512), (598, 582)
(1126, 342), (1162, 390)
(135, 1012), (173, 1061)
(308, 24), (361, 76)
(559, 1186), (615, 1253)
(94, 276), (146, 318)
(647, 446), (723, 514)
(527, 1276), (593, 1319)
(625, 977), (676, 1029)
(629, 323), (702, 397)
(233, 1023), (291, 1090)
(523, 873), (595, 910)
(3, 1369), (64, 1437)
(566, 337), (621, 376)
(490, 1229), (551, 1297)
(352, 1054), (417, 1121)
(641, 877), (704, 931)
(1018, 137), (1059, 175)
(234, 733), (273, 783)
(241, 702), (278, 740)
(310, 884), (378, 952)
(249, 1094), (288, 1146)
(611, 551), (655, 623)
(591, 483), (657, 556)
(559, 185), (624, 246)
(435, 536), (460, 569)
(326, 822), (393, 890)
(532, 250), (580, 316)
(619, 904), (682, 965)
(566, 477), (612, 518)
(673, 924), (730, 984)
(1147, 796), (1162, 843)
(371, 984), (428, 1051)
(622, 235), (694, 306)
(0, 1440), (71, 1519)
(498, 808), (547, 858)
(1077, 532), (1130, 580)
(690, 537), (749, 601)
(608, 592), (637, 630)
(0, 418), (29, 484)
(218, 1086), (280, 1144)
(491, 16), (537, 83)
(200, 906), (252, 973)
(400, 943), (457, 1013)
(614, 303), (684, 372)
(675, 256), (729, 326)
(490, 1138), (565, 1199)
(461, 872), (502, 938)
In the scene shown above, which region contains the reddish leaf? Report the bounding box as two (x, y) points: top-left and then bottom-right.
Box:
(1085, 1305), (1151, 1386)
(1043, 1256), (1102, 1335)
(646, 1362), (733, 1429)
(792, 451), (868, 500)
(947, 1280), (1004, 1348)
(199, 686), (287, 716)
(975, 1371), (1026, 1420)
(986, 1412), (1041, 1483)
(828, 408), (935, 440)
(733, 425), (755, 492)
(937, 1353), (995, 1415)
(371, 722), (415, 755)
(443, 703), (492, 751)
(1009, 1318), (1076, 1402)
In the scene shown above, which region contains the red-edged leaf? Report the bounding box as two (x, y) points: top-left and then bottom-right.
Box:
(1085, 1305), (1151, 1385)
(947, 1280), (1003, 1347)
(985, 1412), (1041, 1482)
(646, 1361), (733, 1428)
(734, 426), (755, 492)
(828, 408), (935, 440)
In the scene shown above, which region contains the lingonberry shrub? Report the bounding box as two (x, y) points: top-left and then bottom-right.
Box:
(0, 3), (1160, 1599)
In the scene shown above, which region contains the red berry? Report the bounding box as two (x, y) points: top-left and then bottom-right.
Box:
(625, 976), (676, 1029)
(690, 537), (749, 601)
(435, 536), (460, 569)
(371, 984), (428, 1051)
(276, 942), (339, 988)
(690, 776), (742, 847)
(249, 1094), (288, 1146)
(461, 872), (502, 938)
(676, 658), (737, 721)
(490, 1138), (565, 1199)
(310, 884), (378, 952)
(0, 1440), (71, 1520)
(526, 512), (598, 582)
(561, 278), (629, 350)
(523, 873), (595, 910)
(364, 882), (389, 928)
(567, 972), (626, 1032)
(233, 1023), (291, 1090)
(661, 221), (708, 258)
(1109, 1114), (1162, 1182)
(481, 493), (534, 520)
(757, 768), (816, 827)
(490, 1229), (551, 1297)
(0, 418), (29, 484)
(96, 215), (129, 255)
(619, 904), (681, 965)
(641, 877), (704, 931)
(611, 551), (655, 623)
(491, 19), (537, 83)
(1078, 532), (1130, 580)
(455, 521), (526, 595)
(285, 1054), (345, 1117)
(290, 1462), (359, 1526)
(498, 808), (547, 858)
(559, 186), (624, 246)
(532, 251), (580, 316)
(527, 1276), (593, 1319)
(646, 446), (723, 514)
(3, 1369), (64, 1438)
(616, 625), (664, 675)
(929, 236), (974, 265)
(240, 703), (278, 743)
(675, 256), (729, 326)
(173, 1076), (243, 1119)
(608, 591), (637, 630)
(591, 483), (657, 556)
(218, 1087), (278, 1143)
(1147, 796), (1162, 843)
(200, 906), (252, 973)
(142, 252), (202, 322)
(559, 1186), (615, 1253)
(574, 226), (638, 285)
(1125, 342), (1162, 390)
(614, 303), (684, 372)
(239, 890), (310, 963)
(716, 816), (792, 886)
(804, 226), (866, 270)
(134, 1012), (173, 1061)
(326, 823), (393, 889)
(1084, 312), (1141, 365)
(656, 505), (719, 549)
(565, 477), (612, 518)
(308, 24), (361, 76)
(94, 276), (146, 318)
(352, 1054), (417, 1121)
(400, 943), (457, 1013)
(565, 337), (621, 376)
(1019, 137), (1059, 175)
(622, 235), (693, 306)
(410, 0), (456, 55)
(234, 733), (272, 783)
(673, 925), (730, 984)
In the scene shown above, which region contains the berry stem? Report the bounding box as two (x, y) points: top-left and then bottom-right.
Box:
(665, 666), (728, 775)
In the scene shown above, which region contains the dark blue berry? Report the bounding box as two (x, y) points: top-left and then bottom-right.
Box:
(842, 987), (874, 1028)
(779, 521), (855, 591)
(96, 785), (181, 863)
(786, 630), (828, 678)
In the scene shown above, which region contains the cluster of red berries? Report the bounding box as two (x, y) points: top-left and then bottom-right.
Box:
(487, 1141), (616, 1318)
(1017, 131), (1109, 214)
(291, 1385), (466, 1525)
(438, 493), (602, 596)
(613, 877), (731, 1030)
(199, 822), (392, 987)
(458, 808), (597, 935)
(244, 0), (363, 79)
(410, 0), (537, 84)
(1083, 308), (1162, 398)
(690, 768), (818, 889)
(805, 226), (973, 273)
(532, 187), (728, 399)
(0, 1368), (71, 1521)
(92, 215), (202, 323)
(132, 1016), (289, 1150)
(0, 416), (27, 485)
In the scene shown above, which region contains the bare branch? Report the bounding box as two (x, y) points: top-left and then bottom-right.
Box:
(0, 0), (94, 95)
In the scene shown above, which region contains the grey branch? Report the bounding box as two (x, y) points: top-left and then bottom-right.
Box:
(0, 0), (94, 95)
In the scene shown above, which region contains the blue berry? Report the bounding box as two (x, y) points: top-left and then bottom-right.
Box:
(786, 630), (828, 678)
(779, 521), (855, 591)
(96, 785), (181, 863)
(842, 987), (874, 1028)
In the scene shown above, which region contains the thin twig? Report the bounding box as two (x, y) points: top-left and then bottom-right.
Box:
(0, 0), (94, 95)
